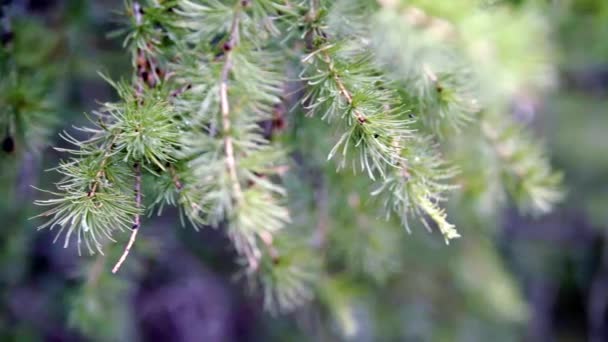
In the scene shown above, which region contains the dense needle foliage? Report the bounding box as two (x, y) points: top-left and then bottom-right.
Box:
(1, 0), (571, 338)
(35, 0), (561, 308)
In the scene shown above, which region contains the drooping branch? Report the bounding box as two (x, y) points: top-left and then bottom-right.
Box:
(218, 3), (266, 271)
(220, 4), (244, 203)
(112, 162), (142, 274)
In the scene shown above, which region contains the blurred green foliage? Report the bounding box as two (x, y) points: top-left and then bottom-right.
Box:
(0, 0), (607, 341)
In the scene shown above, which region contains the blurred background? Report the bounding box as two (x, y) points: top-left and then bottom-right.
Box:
(1, 0), (608, 341)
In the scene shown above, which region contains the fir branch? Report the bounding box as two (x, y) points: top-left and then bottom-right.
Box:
(370, 7), (480, 136)
(481, 114), (563, 214)
(112, 162), (142, 274)
(174, 0), (291, 270)
(35, 12), (181, 257)
(300, 42), (414, 179)
(35, 174), (139, 256)
(30, 0), (567, 320)
(301, 1), (461, 241)
(251, 231), (321, 314)
(373, 135), (461, 243)
(220, 3), (245, 204)
(216, 1), (264, 271)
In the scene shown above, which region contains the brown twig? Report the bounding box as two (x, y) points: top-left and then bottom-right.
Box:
(87, 162), (107, 198)
(322, 51), (368, 124)
(304, 1), (366, 124)
(169, 164), (183, 190)
(112, 162), (142, 274)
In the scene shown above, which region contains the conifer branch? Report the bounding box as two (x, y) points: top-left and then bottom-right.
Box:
(30, 0), (565, 319)
(220, 4), (244, 203)
(324, 51), (367, 125)
(173, 0), (292, 273)
(301, 44), (412, 178)
(480, 115), (563, 214)
(112, 162), (142, 274)
(216, 2), (263, 271)
(299, 2), (461, 242)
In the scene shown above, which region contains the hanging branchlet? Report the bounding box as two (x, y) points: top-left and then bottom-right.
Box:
(112, 1), (183, 272)
(322, 177), (405, 283)
(300, 1), (461, 242)
(372, 135), (461, 243)
(170, 0), (327, 312)
(251, 231), (322, 314)
(32, 0), (565, 319)
(371, 1), (563, 219)
(481, 113), (563, 214)
(220, 2), (245, 205)
(300, 42), (415, 179)
(36, 2), (183, 267)
(298, 1), (413, 179)
(35, 79), (181, 257)
(173, 0), (291, 271)
(371, 6), (480, 136)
